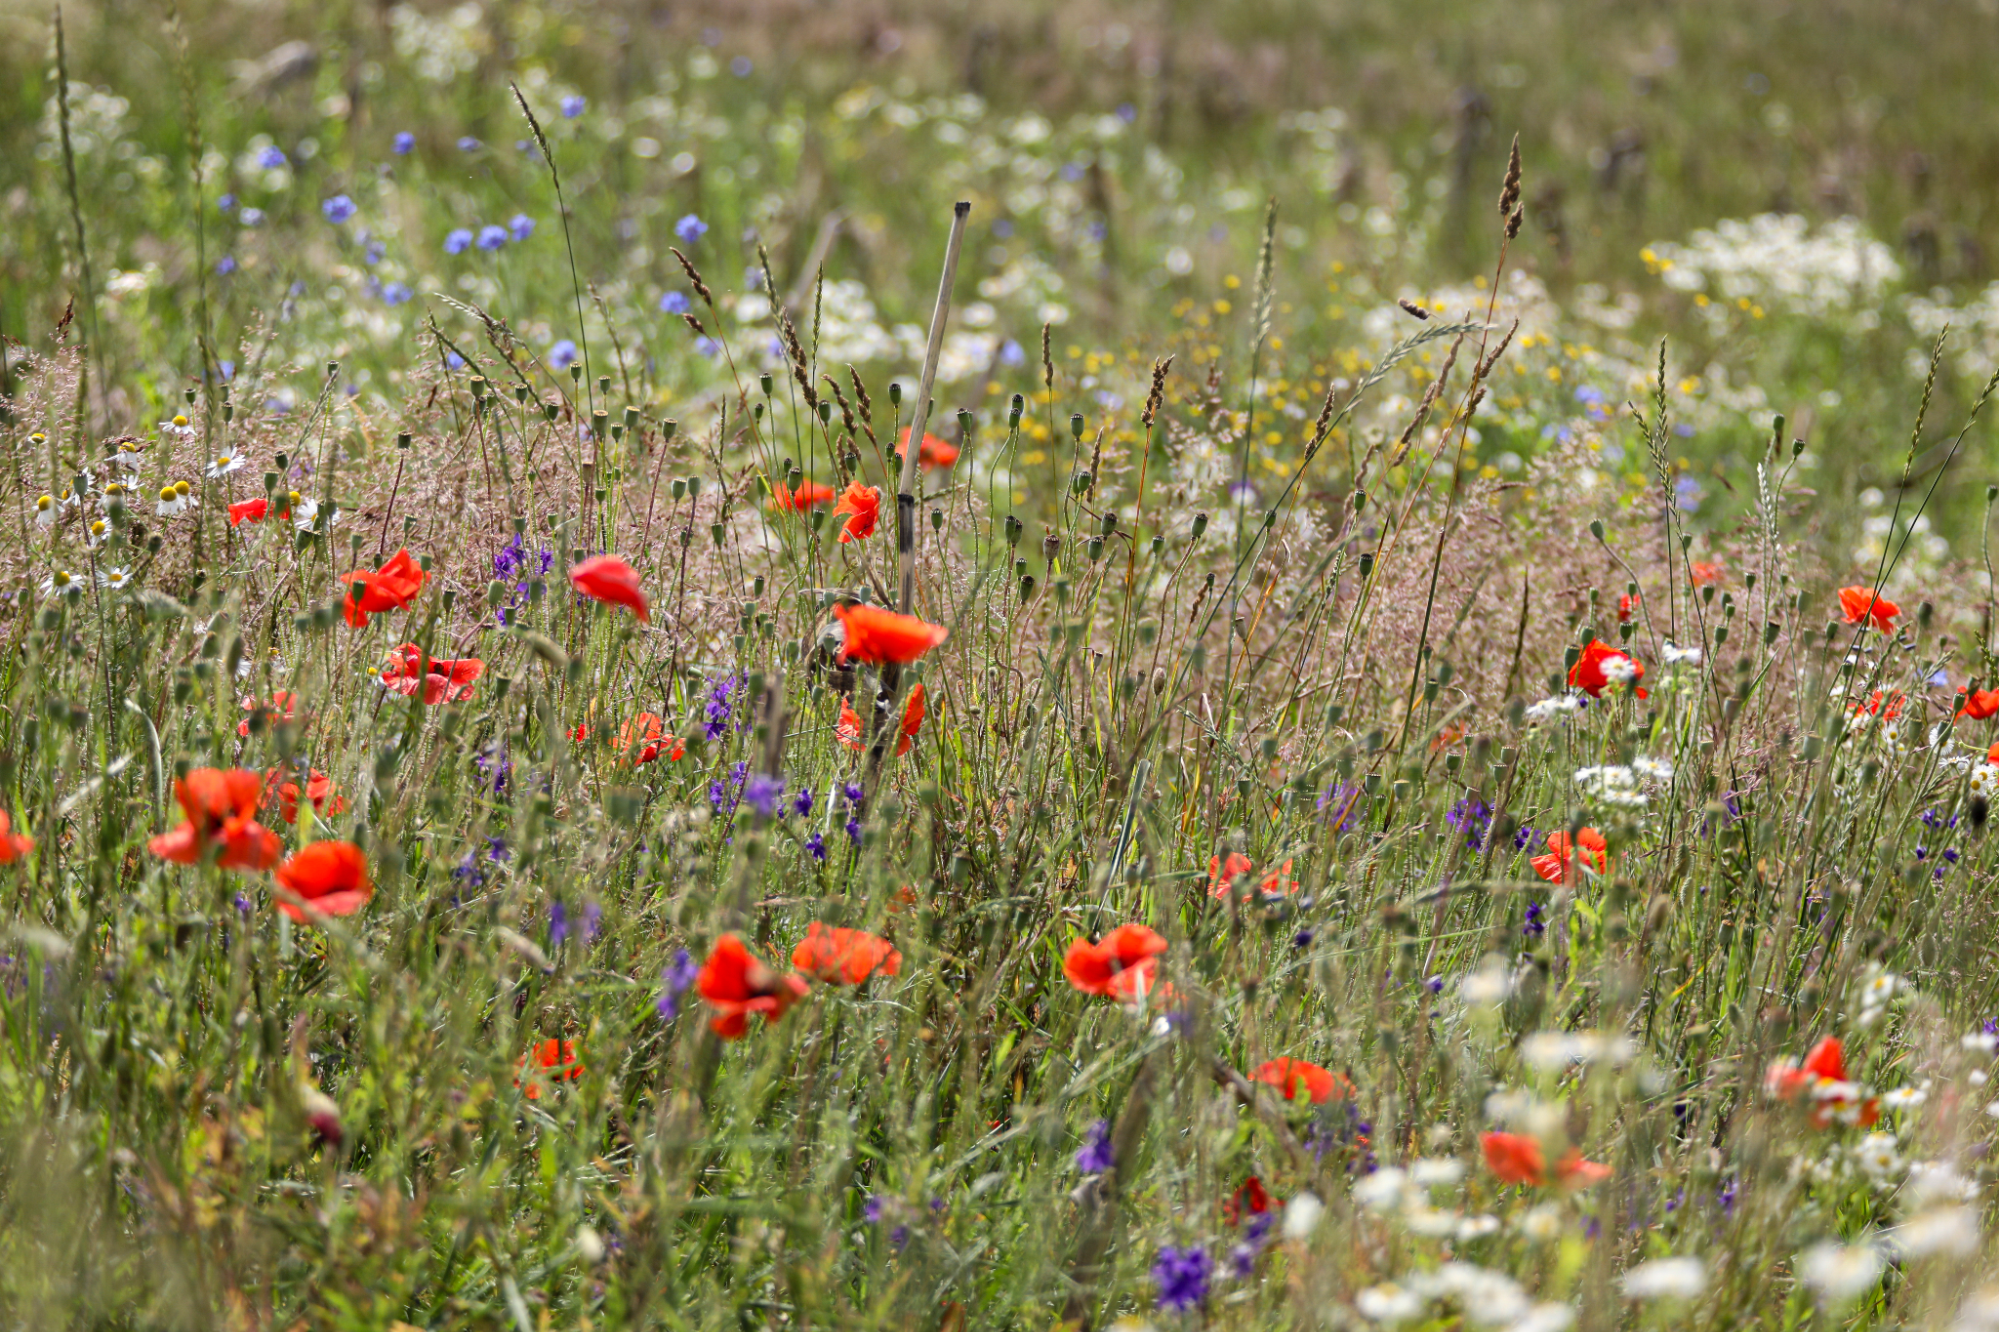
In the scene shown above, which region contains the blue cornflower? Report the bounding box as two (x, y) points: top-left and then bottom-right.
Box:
(257, 145), (287, 169)
(216, 256), (237, 275)
(659, 290), (689, 314)
(743, 774), (784, 819)
(657, 949), (698, 1019)
(693, 336), (720, 358)
(508, 213), (535, 241)
(239, 207), (265, 227)
(321, 194), (357, 224)
(548, 339), (578, 371)
(444, 228), (474, 255)
(674, 214), (708, 243)
(476, 224), (507, 251)
(1075, 1119), (1114, 1174)
(1291, 926), (1314, 949)
(218, 193), (236, 213)
(1152, 1245), (1212, 1313)
(549, 901), (569, 947)
(363, 240), (385, 265)
(457, 136), (481, 152)
(381, 281), (412, 306)
(730, 55), (752, 76)
(392, 131), (415, 155)
(560, 94), (587, 118)
(793, 788), (813, 819)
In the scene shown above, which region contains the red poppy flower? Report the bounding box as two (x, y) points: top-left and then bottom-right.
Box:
(263, 768), (346, 824)
(1850, 690), (1903, 720)
(237, 690), (298, 736)
(791, 922), (903, 985)
(697, 933), (810, 1038)
(516, 1038), (584, 1100)
(228, 497), (269, 527)
(1208, 852), (1254, 898)
(1616, 592), (1640, 623)
(1802, 1036), (1848, 1082)
(616, 712), (683, 764)
(1482, 1131), (1547, 1185)
(1960, 689), (1999, 721)
(379, 643), (484, 704)
(339, 548), (427, 628)
(1258, 858), (1299, 896)
(148, 767), (282, 870)
(1569, 638), (1647, 699)
(1221, 1176), (1272, 1227)
(769, 480), (835, 512)
(273, 841), (373, 922)
(834, 687), (927, 755)
(833, 603), (949, 666)
(832, 483), (882, 543)
(569, 554), (649, 623)
(0, 811), (34, 864)
(1987, 741), (1999, 765)
(1530, 827), (1609, 885)
(1251, 1058), (1354, 1105)
(1839, 585), (1899, 633)
(1063, 923), (1168, 1000)
(901, 428), (960, 470)
(1689, 560), (1724, 586)
(1554, 1149), (1612, 1187)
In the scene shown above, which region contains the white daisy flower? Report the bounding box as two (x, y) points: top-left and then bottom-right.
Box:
(1623, 1256), (1707, 1301)
(84, 518), (109, 549)
(33, 494), (56, 529)
(286, 491), (322, 530)
(39, 569), (83, 598)
(1860, 969), (1900, 1006)
(1601, 654), (1639, 685)
(1854, 1131), (1902, 1180)
(1662, 641), (1703, 666)
(1355, 1281), (1425, 1323)
(1889, 1206), (1981, 1259)
(1882, 1086), (1926, 1110)
(1798, 1241), (1884, 1306)
(1524, 694), (1585, 725)
(206, 447), (248, 478)
(160, 412), (197, 440)
(105, 436), (146, 471)
(98, 566), (135, 591)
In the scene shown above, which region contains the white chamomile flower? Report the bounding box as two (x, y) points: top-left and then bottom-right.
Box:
(160, 412), (197, 439)
(98, 566), (135, 591)
(287, 491), (321, 530)
(156, 480), (194, 517)
(1411, 1157), (1466, 1188)
(1601, 654), (1638, 685)
(1854, 1131), (1902, 1180)
(1355, 1281), (1425, 1323)
(39, 569), (83, 598)
(1860, 969), (1900, 1006)
(1524, 694), (1584, 725)
(1662, 641), (1703, 666)
(1623, 1256), (1708, 1301)
(206, 447), (248, 478)
(1881, 1085), (1926, 1111)
(1965, 1030), (1999, 1055)
(84, 517), (109, 549)
(1798, 1240), (1885, 1307)
(1517, 1203), (1563, 1242)
(105, 436), (146, 471)
(34, 493), (56, 529)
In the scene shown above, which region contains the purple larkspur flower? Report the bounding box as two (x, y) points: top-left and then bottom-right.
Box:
(657, 948), (698, 1019)
(793, 788), (813, 819)
(549, 901), (569, 947)
(1318, 782), (1363, 832)
(1152, 1245), (1212, 1312)
(804, 832), (827, 862)
(862, 1195), (885, 1224)
(743, 774), (784, 819)
(710, 761), (749, 815)
(1447, 795), (1492, 851)
(1523, 900), (1546, 938)
(704, 672), (745, 740)
(257, 145), (287, 169)
(1075, 1119), (1115, 1174)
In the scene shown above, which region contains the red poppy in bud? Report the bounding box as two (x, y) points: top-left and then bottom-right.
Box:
(836, 697), (864, 749)
(832, 483), (881, 543)
(228, 497), (269, 527)
(1960, 689), (1999, 721)
(1531, 828), (1608, 885)
(300, 1085), (344, 1146)
(379, 643), (484, 704)
(263, 768), (346, 824)
(1569, 638), (1647, 699)
(1839, 585), (1899, 633)
(148, 767), (282, 871)
(769, 480), (836, 512)
(1251, 1058), (1354, 1105)
(273, 840), (373, 922)
(901, 428), (959, 470)
(1063, 924), (1168, 1001)
(697, 933), (810, 1038)
(1208, 852), (1254, 898)
(237, 690), (299, 737)
(791, 922), (903, 985)
(339, 548), (427, 628)
(0, 810), (34, 864)
(616, 712), (683, 764)
(1689, 560), (1724, 586)
(834, 603), (948, 666)
(568, 554), (649, 623)
(1221, 1175), (1272, 1227)
(516, 1039), (584, 1100)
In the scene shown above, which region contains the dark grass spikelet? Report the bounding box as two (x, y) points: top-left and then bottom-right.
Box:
(1397, 298), (1431, 321)
(1142, 355), (1173, 430)
(846, 366), (879, 447)
(1040, 323), (1054, 393)
(681, 312), (708, 340)
(1498, 133), (1522, 220)
(670, 247), (714, 309)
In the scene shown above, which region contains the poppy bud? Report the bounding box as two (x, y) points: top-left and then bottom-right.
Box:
(1589, 519), (1605, 541)
(1152, 667), (1167, 696)
(1019, 574), (1036, 601)
(1353, 489), (1367, 512)
(1918, 601), (1934, 630)
(1358, 552), (1374, 579)
(957, 409), (974, 437)
(818, 401), (833, 424)
(1191, 512), (1209, 540)
(930, 508), (944, 531)
(1100, 510), (1117, 536)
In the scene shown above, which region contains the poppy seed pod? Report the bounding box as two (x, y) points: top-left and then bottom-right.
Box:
(888, 382), (902, 406)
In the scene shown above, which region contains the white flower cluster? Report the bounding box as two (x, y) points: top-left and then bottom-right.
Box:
(1524, 694), (1585, 726)
(1352, 1161), (1497, 1244)
(1648, 214), (1901, 320)
(1855, 966), (1903, 1030)
(1355, 1262), (1569, 1330)
(1518, 1029), (1637, 1072)
(1574, 759), (1673, 809)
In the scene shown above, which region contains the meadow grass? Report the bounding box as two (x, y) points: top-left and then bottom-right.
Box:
(5, 4), (1999, 1329)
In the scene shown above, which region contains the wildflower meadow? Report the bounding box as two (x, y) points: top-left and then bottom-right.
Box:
(7, 2), (1999, 1328)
